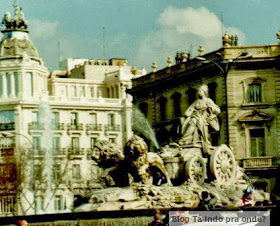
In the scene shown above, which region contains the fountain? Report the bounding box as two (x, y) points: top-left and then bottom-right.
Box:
(132, 107), (159, 150)
(37, 101), (54, 212)
(75, 84), (270, 212)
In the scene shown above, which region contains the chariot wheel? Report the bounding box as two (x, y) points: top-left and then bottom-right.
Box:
(210, 145), (236, 184)
(185, 156), (207, 185)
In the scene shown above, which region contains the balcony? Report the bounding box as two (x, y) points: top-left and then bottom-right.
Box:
(52, 123), (65, 131)
(67, 123), (83, 135)
(68, 148), (85, 159)
(0, 122), (15, 131)
(53, 148), (67, 156)
(104, 124), (120, 132)
(28, 122), (44, 131)
(242, 157), (280, 170)
(86, 124), (102, 135)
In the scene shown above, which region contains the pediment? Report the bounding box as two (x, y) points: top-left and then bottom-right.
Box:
(238, 110), (273, 123)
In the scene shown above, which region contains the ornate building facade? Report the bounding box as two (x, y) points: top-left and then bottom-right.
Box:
(0, 4), (140, 216)
(129, 34), (280, 193)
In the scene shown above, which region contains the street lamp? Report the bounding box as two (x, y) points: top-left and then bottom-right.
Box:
(196, 52), (252, 144)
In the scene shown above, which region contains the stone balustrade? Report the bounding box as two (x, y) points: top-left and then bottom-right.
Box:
(242, 156), (280, 169)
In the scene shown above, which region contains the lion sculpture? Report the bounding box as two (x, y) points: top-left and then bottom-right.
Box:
(91, 135), (172, 187)
(124, 134), (172, 186)
(91, 139), (126, 187)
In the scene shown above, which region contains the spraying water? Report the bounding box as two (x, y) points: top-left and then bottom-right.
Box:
(132, 107), (159, 149)
(38, 102), (53, 212)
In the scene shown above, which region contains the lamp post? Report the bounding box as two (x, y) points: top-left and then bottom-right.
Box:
(0, 131), (36, 214)
(196, 52), (252, 144)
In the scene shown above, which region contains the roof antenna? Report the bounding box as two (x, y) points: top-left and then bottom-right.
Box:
(102, 26), (106, 60)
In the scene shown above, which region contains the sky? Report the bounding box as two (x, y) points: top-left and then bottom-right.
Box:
(0, 0), (279, 72)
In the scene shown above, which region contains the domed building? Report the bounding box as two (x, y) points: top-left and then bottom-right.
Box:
(0, 3), (138, 216)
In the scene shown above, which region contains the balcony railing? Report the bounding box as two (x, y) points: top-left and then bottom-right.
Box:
(52, 123), (65, 130)
(86, 124), (102, 132)
(53, 148), (67, 156)
(28, 122), (44, 130)
(67, 123), (83, 131)
(242, 157), (280, 169)
(68, 148), (85, 156)
(29, 122), (65, 131)
(0, 122), (15, 131)
(104, 124), (120, 132)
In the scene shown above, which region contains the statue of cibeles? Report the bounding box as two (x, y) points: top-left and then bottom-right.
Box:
(179, 84), (220, 154)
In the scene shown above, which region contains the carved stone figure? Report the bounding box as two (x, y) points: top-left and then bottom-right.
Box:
(91, 135), (172, 187)
(14, 5), (28, 29)
(1, 12), (13, 29)
(1, 4), (28, 30)
(124, 134), (172, 186)
(91, 139), (126, 187)
(179, 84), (220, 154)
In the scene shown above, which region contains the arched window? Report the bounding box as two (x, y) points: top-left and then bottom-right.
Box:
(157, 97), (167, 121)
(186, 88), (196, 106)
(208, 82), (218, 103)
(171, 92), (182, 117)
(139, 102), (148, 117)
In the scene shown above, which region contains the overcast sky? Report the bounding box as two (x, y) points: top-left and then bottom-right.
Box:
(0, 0), (279, 72)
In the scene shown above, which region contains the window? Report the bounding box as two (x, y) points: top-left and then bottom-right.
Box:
(54, 195), (63, 211)
(71, 137), (79, 150)
(249, 83), (262, 103)
(91, 137), (97, 148)
(32, 112), (38, 123)
(109, 137), (116, 144)
(72, 164), (81, 179)
(6, 73), (11, 96)
(34, 165), (42, 180)
(71, 112), (78, 126)
(33, 137), (41, 152)
(24, 72), (33, 96)
(90, 113), (97, 125)
(53, 165), (61, 181)
(0, 74), (2, 96)
(14, 72), (19, 96)
(250, 129), (265, 157)
(52, 137), (60, 154)
(208, 82), (217, 103)
(35, 196), (44, 213)
(186, 88), (197, 105)
(171, 93), (182, 117)
(108, 113), (115, 127)
(53, 112), (59, 124)
(157, 97), (167, 121)
(139, 102), (148, 117)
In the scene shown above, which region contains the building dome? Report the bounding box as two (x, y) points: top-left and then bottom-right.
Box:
(0, 36), (39, 58)
(0, 3), (40, 59)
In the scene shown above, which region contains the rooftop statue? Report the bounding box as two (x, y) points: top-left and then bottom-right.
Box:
(1, 4), (28, 30)
(179, 84), (220, 154)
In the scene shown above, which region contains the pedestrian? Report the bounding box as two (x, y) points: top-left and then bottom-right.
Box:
(148, 210), (164, 226)
(16, 220), (28, 226)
